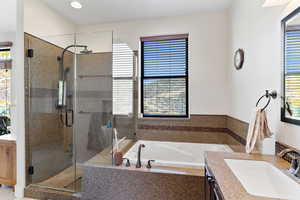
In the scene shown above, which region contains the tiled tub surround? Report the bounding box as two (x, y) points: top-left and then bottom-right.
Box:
(82, 165), (204, 200)
(137, 115), (248, 152)
(138, 115), (300, 158)
(82, 118), (245, 200)
(80, 115), (248, 200)
(205, 152), (300, 200)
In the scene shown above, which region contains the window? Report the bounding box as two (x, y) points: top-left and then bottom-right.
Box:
(0, 48), (11, 60)
(0, 48), (11, 118)
(284, 29), (300, 119)
(282, 8), (300, 126)
(113, 43), (134, 115)
(141, 34), (189, 118)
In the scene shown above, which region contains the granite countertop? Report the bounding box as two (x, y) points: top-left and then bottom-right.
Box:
(0, 134), (16, 142)
(205, 152), (300, 200)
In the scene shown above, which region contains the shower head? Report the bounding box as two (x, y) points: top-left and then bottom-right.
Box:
(59, 44), (93, 80)
(80, 46), (93, 54)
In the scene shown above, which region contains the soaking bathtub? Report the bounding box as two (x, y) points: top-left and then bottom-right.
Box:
(124, 140), (233, 169)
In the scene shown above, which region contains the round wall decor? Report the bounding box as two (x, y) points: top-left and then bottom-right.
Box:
(234, 49), (245, 70)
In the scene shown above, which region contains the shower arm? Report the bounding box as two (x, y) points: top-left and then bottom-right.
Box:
(60, 44), (87, 80)
(58, 44), (87, 122)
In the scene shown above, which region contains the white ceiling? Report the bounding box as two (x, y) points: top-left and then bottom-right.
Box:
(42, 0), (233, 25)
(0, 0), (16, 32)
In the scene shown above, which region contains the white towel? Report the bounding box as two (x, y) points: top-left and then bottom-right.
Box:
(246, 108), (273, 154)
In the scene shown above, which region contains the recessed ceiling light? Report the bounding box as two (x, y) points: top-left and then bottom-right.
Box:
(71, 1), (82, 9)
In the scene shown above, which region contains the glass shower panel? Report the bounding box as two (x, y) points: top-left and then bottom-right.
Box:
(112, 38), (136, 157)
(73, 31), (114, 177)
(25, 33), (76, 191)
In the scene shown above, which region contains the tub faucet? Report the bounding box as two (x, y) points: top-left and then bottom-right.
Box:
(278, 149), (300, 158)
(136, 144), (145, 168)
(278, 149), (300, 178)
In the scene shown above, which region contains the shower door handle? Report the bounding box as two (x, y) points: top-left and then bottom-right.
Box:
(65, 109), (74, 127)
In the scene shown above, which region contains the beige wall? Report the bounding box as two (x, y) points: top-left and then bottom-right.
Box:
(24, 0), (75, 42)
(76, 12), (231, 116)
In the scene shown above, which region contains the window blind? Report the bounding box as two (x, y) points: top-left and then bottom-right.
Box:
(0, 48), (12, 69)
(0, 68), (11, 117)
(141, 35), (188, 117)
(285, 30), (300, 118)
(112, 43), (133, 115)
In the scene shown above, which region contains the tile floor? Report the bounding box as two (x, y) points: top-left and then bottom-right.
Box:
(0, 186), (35, 200)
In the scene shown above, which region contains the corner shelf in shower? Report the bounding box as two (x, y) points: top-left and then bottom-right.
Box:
(78, 74), (112, 79)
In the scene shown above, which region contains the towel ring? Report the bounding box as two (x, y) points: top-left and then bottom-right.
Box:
(256, 90), (277, 111)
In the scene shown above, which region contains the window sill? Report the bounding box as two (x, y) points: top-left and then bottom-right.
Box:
(138, 115), (191, 120)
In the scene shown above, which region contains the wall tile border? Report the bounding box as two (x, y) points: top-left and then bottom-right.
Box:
(225, 128), (246, 145)
(275, 141), (300, 163)
(138, 124), (227, 133)
(138, 115), (248, 145)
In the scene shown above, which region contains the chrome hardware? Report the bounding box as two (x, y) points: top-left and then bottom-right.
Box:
(278, 149), (300, 178)
(256, 90), (277, 111)
(136, 144), (145, 168)
(122, 158), (131, 167)
(146, 160), (155, 169)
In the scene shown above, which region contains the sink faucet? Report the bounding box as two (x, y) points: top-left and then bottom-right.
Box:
(136, 144), (145, 168)
(278, 149), (300, 178)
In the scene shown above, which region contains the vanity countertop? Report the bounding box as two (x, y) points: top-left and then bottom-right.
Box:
(205, 152), (300, 200)
(0, 134), (16, 142)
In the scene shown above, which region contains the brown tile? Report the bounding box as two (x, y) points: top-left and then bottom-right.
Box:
(82, 165), (204, 200)
(226, 116), (248, 140)
(275, 141), (300, 163)
(24, 185), (79, 200)
(138, 115), (227, 128)
(137, 115), (248, 147)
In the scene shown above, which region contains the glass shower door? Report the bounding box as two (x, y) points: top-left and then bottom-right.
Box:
(25, 33), (76, 191)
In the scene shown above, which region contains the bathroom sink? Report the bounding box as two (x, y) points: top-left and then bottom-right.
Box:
(224, 159), (300, 199)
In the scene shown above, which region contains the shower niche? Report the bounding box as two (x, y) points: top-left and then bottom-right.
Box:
(24, 31), (135, 194)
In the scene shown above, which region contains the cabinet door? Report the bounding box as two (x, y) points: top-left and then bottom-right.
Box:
(204, 169), (210, 200)
(212, 183), (224, 200)
(205, 166), (224, 200)
(0, 141), (16, 185)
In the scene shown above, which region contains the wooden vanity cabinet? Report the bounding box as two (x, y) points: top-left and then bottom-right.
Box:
(205, 166), (224, 200)
(0, 139), (16, 186)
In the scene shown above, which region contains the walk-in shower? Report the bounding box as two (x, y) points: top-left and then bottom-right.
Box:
(24, 31), (136, 194)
